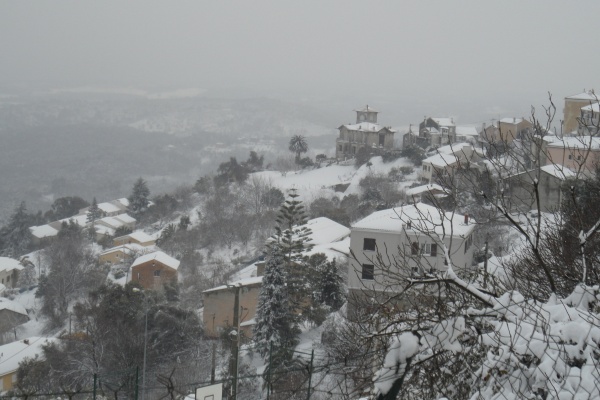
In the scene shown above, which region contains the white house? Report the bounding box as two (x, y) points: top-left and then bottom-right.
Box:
(421, 143), (478, 183)
(347, 203), (476, 319)
(0, 258), (23, 289)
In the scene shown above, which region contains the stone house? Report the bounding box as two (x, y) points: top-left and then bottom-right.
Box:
(419, 117), (456, 146)
(203, 277), (263, 339)
(336, 106), (395, 159)
(501, 164), (575, 212)
(0, 258), (23, 289)
(563, 90), (599, 134)
(130, 251), (179, 289)
(347, 203), (476, 320)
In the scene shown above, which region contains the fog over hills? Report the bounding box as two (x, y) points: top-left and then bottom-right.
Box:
(0, 91), (339, 223)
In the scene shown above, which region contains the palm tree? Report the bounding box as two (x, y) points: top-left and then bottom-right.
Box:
(288, 135), (308, 162)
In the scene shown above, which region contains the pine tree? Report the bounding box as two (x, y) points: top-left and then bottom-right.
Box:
(86, 197), (103, 224)
(128, 178), (150, 216)
(273, 188), (313, 263)
(319, 259), (344, 310)
(0, 202), (33, 257)
(253, 247), (299, 360)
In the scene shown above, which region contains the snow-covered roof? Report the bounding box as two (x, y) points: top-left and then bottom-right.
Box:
(94, 225), (115, 236)
(204, 276), (263, 293)
(499, 117), (526, 124)
(435, 142), (472, 155)
(29, 224), (59, 239)
(114, 214), (136, 224)
(117, 230), (154, 243)
(422, 152), (461, 168)
(352, 203), (475, 237)
(304, 217), (350, 245)
(98, 202), (122, 214)
(540, 164), (577, 180)
(431, 117), (455, 127)
(455, 126), (479, 137)
(0, 257), (24, 273)
(98, 216), (125, 229)
(59, 214), (88, 227)
(0, 337), (56, 377)
(405, 184), (449, 197)
(341, 122), (395, 133)
(354, 105), (378, 113)
(546, 136), (600, 150)
(0, 297), (28, 316)
(115, 198), (129, 207)
(581, 103), (600, 112)
(566, 91), (599, 101)
(100, 243), (145, 257)
(131, 251), (180, 270)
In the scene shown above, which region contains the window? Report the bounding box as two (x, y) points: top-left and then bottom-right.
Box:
(363, 238), (376, 251)
(420, 243), (437, 256)
(568, 154), (573, 160)
(362, 264), (374, 280)
(411, 242), (419, 256)
(154, 270), (161, 277)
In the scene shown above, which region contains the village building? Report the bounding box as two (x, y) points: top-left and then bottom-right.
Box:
(579, 102), (600, 136)
(130, 251), (179, 289)
(79, 198), (129, 217)
(98, 243), (148, 265)
(0, 298), (29, 335)
(501, 164), (576, 212)
(481, 118), (533, 151)
(419, 117), (456, 146)
(0, 258), (23, 289)
(405, 184), (450, 205)
(113, 230), (156, 247)
(421, 143), (479, 184)
(347, 203), (476, 320)
(0, 337), (56, 392)
(336, 106), (395, 160)
(203, 277), (262, 339)
(545, 136), (600, 170)
(563, 90), (599, 134)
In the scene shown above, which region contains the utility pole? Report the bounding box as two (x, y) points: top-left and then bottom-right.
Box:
(229, 284), (241, 400)
(483, 240), (489, 288)
(306, 349), (314, 400)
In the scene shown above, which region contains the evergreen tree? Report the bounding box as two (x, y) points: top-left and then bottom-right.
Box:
(253, 247), (299, 359)
(0, 202), (33, 257)
(318, 258), (344, 310)
(273, 188), (313, 263)
(128, 178), (150, 216)
(86, 197), (103, 224)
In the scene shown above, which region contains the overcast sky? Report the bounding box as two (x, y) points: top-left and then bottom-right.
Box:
(1, 1), (599, 123)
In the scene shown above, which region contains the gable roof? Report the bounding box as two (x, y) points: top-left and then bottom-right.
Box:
(131, 251), (180, 270)
(304, 217), (350, 245)
(0, 337), (57, 377)
(203, 276), (263, 293)
(115, 230), (154, 243)
(0, 257), (24, 274)
(354, 105), (378, 113)
(566, 91), (599, 101)
(352, 203), (475, 237)
(431, 117), (455, 127)
(0, 297), (28, 316)
(546, 136), (600, 150)
(29, 224), (59, 239)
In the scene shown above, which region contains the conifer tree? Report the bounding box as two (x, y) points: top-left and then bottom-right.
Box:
(273, 188), (313, 263)
(0, 202), (33, 257)
(318, 259), (344, 310)
(86, 197), (103, 224)
(128, 178), (150, 216)
(253, 246), (299, 360)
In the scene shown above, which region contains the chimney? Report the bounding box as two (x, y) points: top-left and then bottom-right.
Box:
(513, 117), (516, 123)
(407, 220), (412, 230)
(464, 214), (469, 224)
